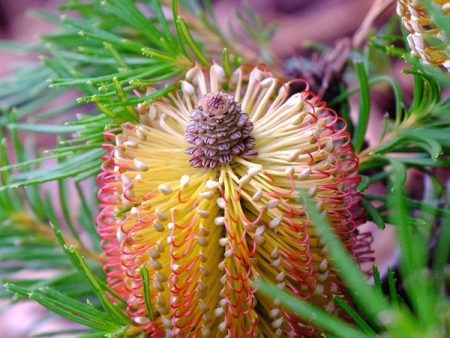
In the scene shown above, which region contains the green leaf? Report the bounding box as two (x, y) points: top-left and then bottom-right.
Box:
(255, 280), (371, 338)
(373, 75), (403, 125)
(352, 58), (371, 152)
(58, 178), (80, 241)
(361, 198), (385, 229)
(222, 48), (232, 78)
(32, 329), (90, 337)
(104, 0), (170, 48)
(111, 77), (139, 122)
(60, 15), (144, 53)
(3, 283), (115, 331)
(302, 192), (389, 323)
(387, 267), (399, 306)
(4, 149), (104, 189)
(389, 160), (436, 327)
(51, 224), (129, 325)
(373, 132), (443, 160)
(334, 296), (375, 335)
(175, 16), (209, 66)
(140, 266), (154, 321)
(148, 0), (175, 47)
(433, 188), (450, 288)
(7, 123), (83, 134)
(74, 181), (100, 251)
(67, 246), (130, 325)
(372, 265), (382, 294)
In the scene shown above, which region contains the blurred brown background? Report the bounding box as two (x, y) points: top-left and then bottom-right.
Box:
(0, 0), (384, 74)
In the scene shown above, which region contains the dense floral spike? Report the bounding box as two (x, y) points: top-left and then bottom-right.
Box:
(397, 0), (450, 71)
(97, 64), (371, 337)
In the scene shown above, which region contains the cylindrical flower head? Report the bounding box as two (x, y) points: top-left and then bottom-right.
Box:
(397, 0), (450, 71)
(97, 65), (371, 337)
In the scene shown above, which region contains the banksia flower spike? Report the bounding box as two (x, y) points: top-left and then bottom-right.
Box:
(397, 0), (450, 71)
(97, 64), (370, 337)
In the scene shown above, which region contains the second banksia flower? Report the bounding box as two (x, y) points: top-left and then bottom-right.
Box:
(97, 64), (370, 337)
(397, 0), (450, 71)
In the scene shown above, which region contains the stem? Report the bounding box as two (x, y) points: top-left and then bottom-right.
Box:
(358, 116), (418, 164)
(353, 0), (395, 48)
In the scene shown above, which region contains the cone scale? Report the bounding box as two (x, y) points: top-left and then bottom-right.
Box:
(97, 65), (370, 337)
